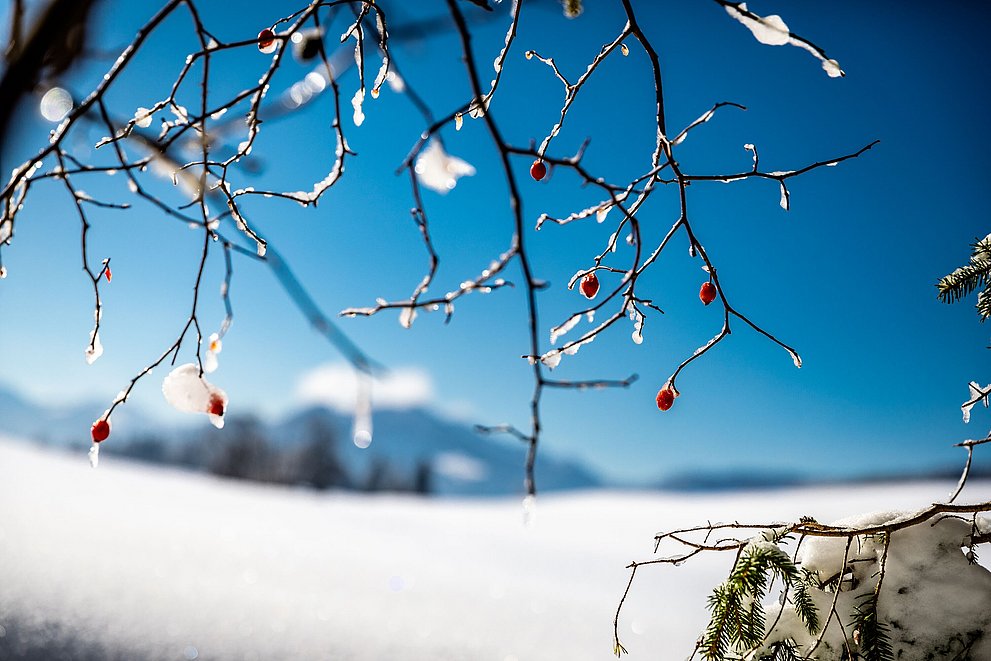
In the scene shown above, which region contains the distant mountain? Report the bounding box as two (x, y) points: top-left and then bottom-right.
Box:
(273, 405), (600, 495)
(0, 383), (600, 496)
(0, 384), (162, 447)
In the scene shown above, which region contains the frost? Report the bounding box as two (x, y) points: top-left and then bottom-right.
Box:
(778, 181), (790, 210)
(414, 140), (476, 194)
(256, 241), (267, 258)
(0, 265), (6, 279)
(88, 443), (100, 468)
(399, 306), (416, 329)
(787, 348), (802, 368)
(620, 43), (629, 57)
(133, 107), (153, 128)
(596, 205), (611, 223)
(351, 88), (365, 127)
(455, 113), (463, 131)
(162, 363), (228, 429)
(85, 330), (103, 365)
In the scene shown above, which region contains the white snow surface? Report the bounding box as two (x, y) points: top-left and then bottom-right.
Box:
(1, 438), (990, 660)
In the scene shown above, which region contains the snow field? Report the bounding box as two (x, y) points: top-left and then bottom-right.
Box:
(1, 438), (988, 660)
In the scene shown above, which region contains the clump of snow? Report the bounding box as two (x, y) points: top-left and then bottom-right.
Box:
(414, 140), (475, 194)
(161, 363), (228, 429)
(754, 510), (991, 659)
(724, 3), (845, 78)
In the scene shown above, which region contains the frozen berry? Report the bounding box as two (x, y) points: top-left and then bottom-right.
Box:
(208, 393), (225, 417)
(257, 28), (277, 53)
(105, 266), (112, 283)
(530, 160), (547, 181)
(656, 387), (675, 411)
(91, 418), (111, 443)
(580, 272), (599, 299)
(699, 281), (717, 306)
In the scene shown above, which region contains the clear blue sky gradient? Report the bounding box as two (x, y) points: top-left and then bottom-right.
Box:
(1, 1), (989, 483)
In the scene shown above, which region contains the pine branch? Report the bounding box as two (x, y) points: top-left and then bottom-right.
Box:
(701, 542), (818, 660)
(937, 234), (991, 320)
(853, 593), (895, 661)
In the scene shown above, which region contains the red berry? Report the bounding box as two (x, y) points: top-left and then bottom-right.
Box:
(656, 387), (675, 411)
(580, 272), (599, 299)
(699, 281), (717, 306)
(208, 393), (225, 417)
(91, 418), (111, 443)
(530, 160), (547, 181)
(257, 28), (276, 52)
(105, 266), (112, 283)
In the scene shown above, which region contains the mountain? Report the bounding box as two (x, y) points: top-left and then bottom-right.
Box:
(274, 405), (600, 495)
(0, 383), (600, 496)
(0, 384), (164, 447)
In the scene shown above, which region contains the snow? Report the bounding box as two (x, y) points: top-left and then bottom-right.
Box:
(414, 140), (476, 194)
(724, 3), (845, 78)
(133, 107), (153, 128)
(1, 439), (989, 660)
(161, 363), (228, 429)
(757, 510), (991, 658)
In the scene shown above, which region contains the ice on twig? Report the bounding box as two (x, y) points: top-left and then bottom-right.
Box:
(779, 181), (790, 210)
(88, 443), (100, 468)
(133, 107), (153, 128)
(203, 333), (222, 373)
(414, 140), (475, 194)
(85, 330), (103, 365)
(399, 306), (416, 329)
(724, 2), (844, 77)
(963, 382), (991, 423)
(351, 88), (365, 127)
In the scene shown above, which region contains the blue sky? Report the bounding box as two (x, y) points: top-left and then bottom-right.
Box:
(1, 0), (989, 484)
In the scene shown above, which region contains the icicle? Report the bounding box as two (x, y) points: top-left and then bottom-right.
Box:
(353, 372), (373, 448)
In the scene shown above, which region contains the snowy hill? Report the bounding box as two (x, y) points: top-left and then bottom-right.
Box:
(2, 438), (989, 660)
